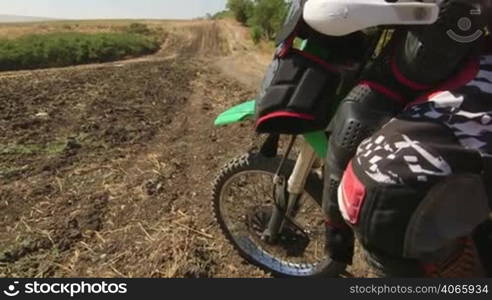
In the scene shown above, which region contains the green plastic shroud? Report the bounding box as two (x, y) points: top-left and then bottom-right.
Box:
(214, 100), (328, 158)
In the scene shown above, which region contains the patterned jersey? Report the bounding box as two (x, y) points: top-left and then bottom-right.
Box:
(407, 54), (492, 154)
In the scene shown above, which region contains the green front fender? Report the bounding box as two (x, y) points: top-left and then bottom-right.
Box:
(214, 100), (328, 158)
(214, 100), (256, 127)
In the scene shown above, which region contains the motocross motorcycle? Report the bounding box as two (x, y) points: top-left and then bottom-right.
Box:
(211, 0), (463, 277)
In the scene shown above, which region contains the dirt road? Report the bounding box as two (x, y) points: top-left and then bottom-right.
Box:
(0, 19), (277, 277)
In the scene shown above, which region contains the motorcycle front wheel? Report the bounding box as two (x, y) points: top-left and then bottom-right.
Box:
(212, 152), (347, 277)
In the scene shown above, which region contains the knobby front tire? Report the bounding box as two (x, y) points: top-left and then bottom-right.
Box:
(212, 152), (347, 277)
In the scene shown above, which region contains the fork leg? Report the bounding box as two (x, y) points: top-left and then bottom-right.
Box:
(263, 140), (317, 243)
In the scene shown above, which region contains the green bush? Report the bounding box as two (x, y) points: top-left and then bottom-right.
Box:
(250, 26), (263, 44)
(227, 0), (254, 25)
(124, 23), (153, 36)
(212, 10), (234, 20)
(226, 0), (288, 42)
(0, 32), (160, 71)
(248, 0), (288, 41)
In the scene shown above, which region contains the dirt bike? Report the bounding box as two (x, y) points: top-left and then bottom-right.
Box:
(210, 0), (483, 278)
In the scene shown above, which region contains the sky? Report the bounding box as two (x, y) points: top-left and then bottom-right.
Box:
(0, 0), (227, 20)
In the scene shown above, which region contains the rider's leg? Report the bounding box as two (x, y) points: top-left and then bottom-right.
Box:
(338, 62), (492, 275)
(340, 119), (489, 277)
(323, 0), (485, 265)
(322, 80), (407, 264)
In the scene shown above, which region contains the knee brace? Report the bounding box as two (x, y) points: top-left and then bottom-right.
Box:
(322, 83), (403, 219)
(327, 84), (403, 173)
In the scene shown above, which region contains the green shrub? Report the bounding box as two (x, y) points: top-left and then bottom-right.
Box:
(212, 10), (234, 20)
(124, 23), (153, 36)
(226, 0), (288, 42)
(227, 0), (254, 25)
(0, 32), (160, 71)
(248, 0), (288, 41)
(250, 26), (263, 44)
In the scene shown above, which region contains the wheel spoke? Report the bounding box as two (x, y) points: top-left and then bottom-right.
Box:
(219, 170), (326, 267)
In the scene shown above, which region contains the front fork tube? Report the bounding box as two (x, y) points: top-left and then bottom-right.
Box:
(264, 141), (317, 243)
